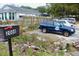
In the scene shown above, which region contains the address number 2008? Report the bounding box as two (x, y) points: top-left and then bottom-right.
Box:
(5, 29), (16, 36)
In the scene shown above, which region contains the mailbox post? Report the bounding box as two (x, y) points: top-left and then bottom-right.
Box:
(0, 24), (19, 56)
(8, 38), (13, 56)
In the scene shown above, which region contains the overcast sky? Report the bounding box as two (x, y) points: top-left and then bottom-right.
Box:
(0, 0), (47, 8)
(17, 3), (46, 8)
(0, 3), (46, 8)
(0, 0), (77, 8)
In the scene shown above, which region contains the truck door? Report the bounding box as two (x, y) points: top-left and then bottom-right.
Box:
(53, 21), (60, 32)
(46, 21), (55, 32)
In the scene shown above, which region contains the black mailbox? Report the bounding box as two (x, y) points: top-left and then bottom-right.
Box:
(0, 24), (19, 42)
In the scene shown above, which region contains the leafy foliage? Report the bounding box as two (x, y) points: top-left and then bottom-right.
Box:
(37, 6), (46, 14)
(27, 23), (39, 31)
(47, 3), (79, 18)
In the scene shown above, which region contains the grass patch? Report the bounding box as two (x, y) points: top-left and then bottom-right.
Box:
(0, 33), (76, 56)
(0, 43), (8, 56)
(12, 34), (33, 44)
(27, 23), (39, 31)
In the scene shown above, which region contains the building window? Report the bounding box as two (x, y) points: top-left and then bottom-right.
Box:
(0, 13), (2, 20)
(2, 13), (4, 20)
(9, 12), (11, 20)
(5, 12), (7, 20)
(12, 13), (14, 20)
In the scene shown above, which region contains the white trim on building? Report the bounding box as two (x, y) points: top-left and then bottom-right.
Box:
(0, 12), (17, 21)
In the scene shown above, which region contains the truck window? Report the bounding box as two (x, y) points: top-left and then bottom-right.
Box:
(53, 22), (60, 26)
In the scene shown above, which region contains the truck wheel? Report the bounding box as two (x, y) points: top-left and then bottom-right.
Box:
(42, 29), (47, 33)
(63, 31), (70, 37)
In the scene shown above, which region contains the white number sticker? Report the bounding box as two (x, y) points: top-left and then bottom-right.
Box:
(55, 26), (59, 30)
(6, 29), (16, 36)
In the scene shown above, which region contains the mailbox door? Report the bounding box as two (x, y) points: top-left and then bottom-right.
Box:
(0, 29), (5, 42)
(3, 26), (19, 39)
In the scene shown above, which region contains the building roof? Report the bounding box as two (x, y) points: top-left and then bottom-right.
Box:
(0, 5), (41, 16)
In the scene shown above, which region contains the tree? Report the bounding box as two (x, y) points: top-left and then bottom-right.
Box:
(21, 6), (32, 9)
(37, 6), (46, 14)
(46, 3), (79, 18)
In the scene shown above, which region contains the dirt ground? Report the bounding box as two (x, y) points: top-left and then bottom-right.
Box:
(26, 23), (79, 56)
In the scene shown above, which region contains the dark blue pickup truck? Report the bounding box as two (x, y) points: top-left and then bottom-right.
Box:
(39, 21), (75, 37)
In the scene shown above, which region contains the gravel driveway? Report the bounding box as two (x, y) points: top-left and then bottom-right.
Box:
(28, 25), (79, 42)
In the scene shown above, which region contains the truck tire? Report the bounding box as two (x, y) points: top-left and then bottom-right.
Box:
(63, 31), (70, 37)
(42, 29), (47, 33)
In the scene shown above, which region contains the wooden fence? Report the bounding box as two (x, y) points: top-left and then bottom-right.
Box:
(18, 16), (52, 26)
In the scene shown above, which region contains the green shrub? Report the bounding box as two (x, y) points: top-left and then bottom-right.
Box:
(58, 50), (65, 56)
(33, 51), (53, 56)
(33, 40), (50, 50)
(12, 34), (33, 43)
(26, 48), (33, 56)
(66, 43), (76, 52)
(28, 23), (39, 31)
(12, 34), (38, 44)
(25, 48), (53, 56)
(0, 43), (8, 56)
(13, 47), (20, 56)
